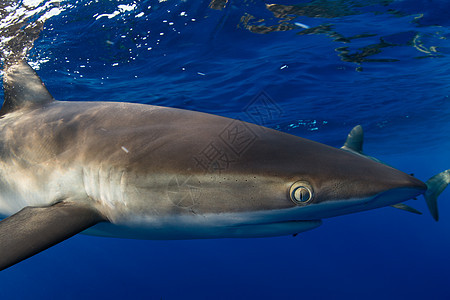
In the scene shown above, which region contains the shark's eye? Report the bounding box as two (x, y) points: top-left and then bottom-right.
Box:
(290, 181), (314, 205)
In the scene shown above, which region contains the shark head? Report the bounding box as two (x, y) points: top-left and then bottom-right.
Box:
(160, 125), (428, 238)
(268, 137), (427, 220)
(104, 120), (429, 240)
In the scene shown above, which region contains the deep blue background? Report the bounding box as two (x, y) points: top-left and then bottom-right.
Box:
(1, 0), (450, 299)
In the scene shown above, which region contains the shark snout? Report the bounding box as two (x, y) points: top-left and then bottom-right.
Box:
(310, 156), (427, 205)
(291, 150), (430, 219)
(398, 173), (427, 192)
(366, 174), (427, 211)
(341, 163), (428, 212)
(293, 164), (428, 220)
(374, 165), (427, 197)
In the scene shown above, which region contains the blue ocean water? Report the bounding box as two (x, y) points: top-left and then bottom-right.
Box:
(1, 0), (450, 299)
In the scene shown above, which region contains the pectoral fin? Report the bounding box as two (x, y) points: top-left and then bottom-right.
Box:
(390, 203), (422, 215)
(0, 201), (106, 271)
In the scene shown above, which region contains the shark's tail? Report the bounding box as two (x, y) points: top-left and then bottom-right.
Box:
(425, 170), (450, 221)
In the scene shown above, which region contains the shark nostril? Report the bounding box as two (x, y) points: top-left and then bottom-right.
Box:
(290, 181), (314, 205)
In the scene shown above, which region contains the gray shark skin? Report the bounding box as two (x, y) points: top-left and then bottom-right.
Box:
(0, 61), (447, 271)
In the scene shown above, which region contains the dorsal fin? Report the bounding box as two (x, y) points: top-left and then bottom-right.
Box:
(1, 60), (54, 116)
(341, 125), (364, 154)
(341, 125), (390, 166)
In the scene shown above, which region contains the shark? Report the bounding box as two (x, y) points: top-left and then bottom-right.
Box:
(0, 60), (448, 271)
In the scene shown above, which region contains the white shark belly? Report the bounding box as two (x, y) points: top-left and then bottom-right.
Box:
(83, 213), (322, 239)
